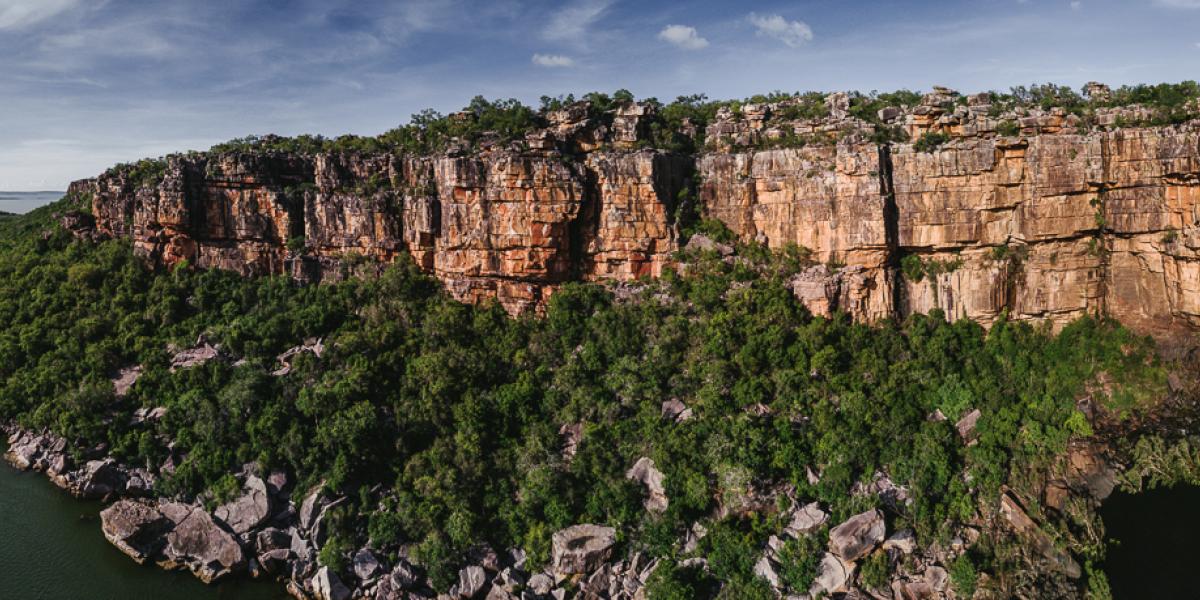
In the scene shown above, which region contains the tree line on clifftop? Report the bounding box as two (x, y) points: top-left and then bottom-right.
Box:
(103, 81), (1200, 190)
(0, 196), (1192, 597)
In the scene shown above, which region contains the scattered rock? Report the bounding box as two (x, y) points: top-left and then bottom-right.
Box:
(1000, 492), (1081, 578)
(785, 502), (829, 537)
(112, 366), (143, 397)
(828, 509), (886, 562)
(660, 398), (693, 422)
(169, 337), (221, 372)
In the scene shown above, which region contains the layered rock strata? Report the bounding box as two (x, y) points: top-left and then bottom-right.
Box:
(71, 89), (1200, 338)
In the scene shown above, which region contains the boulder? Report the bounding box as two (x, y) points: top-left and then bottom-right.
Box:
(453, 564), (487, 598)
(169, 338), (221, 372)
(255, 527), (292, 553)
(785, 502), (829, 537)
(753, 555), (782, 589)
(883, 529), (916, 555)
(625, 457), (668, 514)
(660, 398), (693, 422)
(100, 500), (169, 563)
(74, 458), (127, 499)
(955, 408), (981, 442)
(551, 524), (617, 576)
(527, 573), (554, 595)
(214, 475), (271, 534)
(312, 566), (352, 600)
(354, 548), (385, 581)
(811, 553), (854, 597)
(159, 501), (246, 583)
(828, 509), (886, 562)
(1000, 493), (1081, 578)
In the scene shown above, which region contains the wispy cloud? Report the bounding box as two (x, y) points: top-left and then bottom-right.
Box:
(0, 0), (83, 29)
(658, 24), (708, 50)
(543, 0), (611, 42)
(532, 53), (574, 67)
(1071, 1), (1083, 9)
(747, 13), (813, 48)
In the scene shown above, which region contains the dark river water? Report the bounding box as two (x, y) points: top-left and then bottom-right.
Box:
(0, 458), (289, 600)
(1101, 484), (1200, 598)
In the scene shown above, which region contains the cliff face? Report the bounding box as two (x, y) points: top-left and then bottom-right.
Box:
(74, 88), (1200, 339)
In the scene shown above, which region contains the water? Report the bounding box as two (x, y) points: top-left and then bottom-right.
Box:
(1100, 484), (1200, 598)
(0, 458), (289, 600)
(0, 191), (63, 215)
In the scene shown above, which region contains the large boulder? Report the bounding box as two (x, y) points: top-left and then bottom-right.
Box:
(551, 524), (617, 576)
(158, 502), (246, 583)
(353, 548), (385, 581)
(811, 553), (854, 597)
(214, 475), (271, 534)
(452, 564), (487, 598)
(625, 457), (668, 514)
(828, 509), (886, 562)
(312, 566), (352, 600)
(100, 500), (169, 564)
(74, 458), (127, 499)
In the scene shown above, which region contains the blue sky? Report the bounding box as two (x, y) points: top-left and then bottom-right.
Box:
(1, 0), (1197, 190)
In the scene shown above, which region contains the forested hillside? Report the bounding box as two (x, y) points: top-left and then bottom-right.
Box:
(3, 194), (1194, 599)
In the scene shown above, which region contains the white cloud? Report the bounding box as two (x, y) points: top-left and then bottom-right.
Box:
(1071, 1), (1083, 9)
(532, 53), (574, 68)
(543, 0), (612, 41)
(657, 24), (709, 50)
(747, 13), (814, 48)
(0, 0), (82, 29)
(1155, 0), (1200, 7)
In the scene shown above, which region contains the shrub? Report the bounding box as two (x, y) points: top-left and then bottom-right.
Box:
(913, 132), (950, 153)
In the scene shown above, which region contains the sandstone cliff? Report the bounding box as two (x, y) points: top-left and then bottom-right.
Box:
(71, 85), (1200, 339)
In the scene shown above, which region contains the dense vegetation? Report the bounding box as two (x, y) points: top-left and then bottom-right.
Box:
(0, 198), (1176, 596)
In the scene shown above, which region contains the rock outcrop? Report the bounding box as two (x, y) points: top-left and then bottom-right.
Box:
(71, 90), (1200, 337)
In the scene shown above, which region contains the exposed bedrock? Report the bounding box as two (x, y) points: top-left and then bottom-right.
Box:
(73, 99), (1200, 339)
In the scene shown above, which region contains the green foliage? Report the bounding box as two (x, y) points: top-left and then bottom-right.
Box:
(645, 560), (720, 600)
(0, 201), (1169, 594)
(776, 533), (824, 593)
(858, 550), (891, 590)
(913, 132), (950, 153)
(997, 120), (1022, 137)
(901, 254), (963, 283)
(107, 158), (169, 188)
(949, 554), (978, 597)
(1085, 561), (1113, 600)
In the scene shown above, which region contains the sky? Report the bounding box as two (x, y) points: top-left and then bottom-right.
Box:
(0, 0), (1197, 191)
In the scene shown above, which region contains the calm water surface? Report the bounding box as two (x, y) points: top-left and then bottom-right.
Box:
(1101, 484), (1200, 598)
(0, 191), (63, 214)
(0, 456), (288, 600)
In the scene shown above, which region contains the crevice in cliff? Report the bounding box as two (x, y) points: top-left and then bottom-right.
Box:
(569, 162), (601, 282)
(877, 143), (905, 320)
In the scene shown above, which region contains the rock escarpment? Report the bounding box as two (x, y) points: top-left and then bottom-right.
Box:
(70, 85), (1200, 339)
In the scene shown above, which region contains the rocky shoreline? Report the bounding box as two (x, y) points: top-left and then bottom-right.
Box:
(3, 418), (1129, 599)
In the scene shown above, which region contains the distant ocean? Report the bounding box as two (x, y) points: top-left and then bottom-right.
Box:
(0, 191), (64, 214)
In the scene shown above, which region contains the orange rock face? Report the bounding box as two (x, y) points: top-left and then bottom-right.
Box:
(75, 105), (1200, 340)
